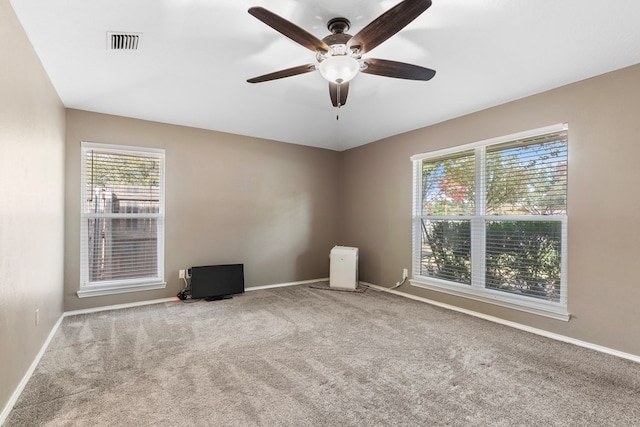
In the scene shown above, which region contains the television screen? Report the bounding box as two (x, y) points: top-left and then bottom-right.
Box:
(190, 264), (244, 300)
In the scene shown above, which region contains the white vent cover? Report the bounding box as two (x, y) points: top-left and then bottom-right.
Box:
(107, 32), (141, 50)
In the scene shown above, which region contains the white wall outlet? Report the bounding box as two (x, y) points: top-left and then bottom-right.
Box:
(178, 269), (185, 279)
(35, 308), (39, 326)
(402, 268), (408, 280)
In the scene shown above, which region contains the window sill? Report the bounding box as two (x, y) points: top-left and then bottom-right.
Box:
(409, 278), (569, 321)
(77, 281), (166, 298)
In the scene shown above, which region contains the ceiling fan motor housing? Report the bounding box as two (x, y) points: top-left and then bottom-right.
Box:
(327, 17), (350, 34)
(321, 17), (355, 59)
(247, 1), (436, 107)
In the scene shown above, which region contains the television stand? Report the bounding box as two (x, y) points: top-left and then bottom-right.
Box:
(204, 295), (233, 302)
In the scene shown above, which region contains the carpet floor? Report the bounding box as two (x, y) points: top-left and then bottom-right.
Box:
(6, 284), (640, 426)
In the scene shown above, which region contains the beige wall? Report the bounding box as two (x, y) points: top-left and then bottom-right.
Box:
(64, 110), (340, 311)
(341, 63), (640, 356)
(0, 0), (66, 416)
(3, 0), (640, 415)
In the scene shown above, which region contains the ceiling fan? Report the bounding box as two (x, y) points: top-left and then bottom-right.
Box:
(247, 0), (436, 111)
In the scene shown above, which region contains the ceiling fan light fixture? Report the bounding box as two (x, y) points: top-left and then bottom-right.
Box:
(247, 3), (436, 107)
(319, 55), (360, 84)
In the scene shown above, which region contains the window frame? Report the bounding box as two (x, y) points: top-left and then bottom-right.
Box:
(410, 124), (569, 321)
(78, 142), (166, 298)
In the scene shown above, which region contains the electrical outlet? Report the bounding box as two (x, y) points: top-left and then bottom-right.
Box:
(179, 269), (185, 279)
(35, 309), (39, 326)
(402, 268), (408, 280)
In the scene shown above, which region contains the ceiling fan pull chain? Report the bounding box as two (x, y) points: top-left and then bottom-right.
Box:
(336, 82), (342, 120)
(247, 4), (436, 110)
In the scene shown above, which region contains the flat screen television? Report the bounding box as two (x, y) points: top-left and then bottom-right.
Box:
(190, 264), (244, 301)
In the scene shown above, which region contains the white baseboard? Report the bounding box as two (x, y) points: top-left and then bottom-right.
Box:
(0, 314), (65, 425)
(66, 279), (327, 317)
(246, 278), (329, 292)
(362, 281), (640, 364)
(66, 278), (329, 316)
(64, 297), (178, 317)
(65, 278), (329, 316)
(1, 278), (328, 422)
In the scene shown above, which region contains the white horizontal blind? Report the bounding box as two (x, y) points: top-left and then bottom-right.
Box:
(412, 126), (568, 310)
(420, 219), (472, 284)
(484, 219), (564, 301)
(80, 143), (165, 290)
(420, 150), (475, 216)
(417, 150), (475, 284)
(485, 132), (567, 216)
(482, 132), (567, 302)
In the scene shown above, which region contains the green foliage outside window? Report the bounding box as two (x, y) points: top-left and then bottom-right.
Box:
(419, 135), (567, 302)
(422, 220), (471, 284)
(86, 152), (160, 188)
(421, 219), (562, 301)
(484, 220), (561, 301)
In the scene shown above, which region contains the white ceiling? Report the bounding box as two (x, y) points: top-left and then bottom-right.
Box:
(10, 0), (640, 151)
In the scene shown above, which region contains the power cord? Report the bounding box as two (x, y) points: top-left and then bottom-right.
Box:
(177, 276), (191, 301)
(389, 276), (408, 290)
(356, 271), (409, 291)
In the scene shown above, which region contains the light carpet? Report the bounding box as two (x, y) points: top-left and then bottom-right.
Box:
(6, 284), (640, 426)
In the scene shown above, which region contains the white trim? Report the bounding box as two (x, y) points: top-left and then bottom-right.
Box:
(81, 140), (165, 157)
(361, 281), (640, 365)
(0, 281), (321, 423)
(6, 279), (636, 426)
(1, 297), (176, 422)
(73, 277), (328, 308)
(410, 123), (567, 162)
(411, 126), (569, 319)
(79, 142), (166, 297)
(77, 281), (166, 298)
(0, 314), (65, 425)
(246, 278), (329, 292)
(64, 297), (178, 316)
(409, 278), (569, 321)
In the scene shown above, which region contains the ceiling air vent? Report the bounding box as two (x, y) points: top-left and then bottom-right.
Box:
(107, 32), (141, 50)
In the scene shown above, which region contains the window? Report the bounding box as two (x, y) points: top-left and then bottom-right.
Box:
(411, 125), (568, 320)
(79, 142), (165, 297)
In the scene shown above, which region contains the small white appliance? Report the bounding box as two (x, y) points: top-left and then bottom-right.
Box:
(329, 246), (359, 290)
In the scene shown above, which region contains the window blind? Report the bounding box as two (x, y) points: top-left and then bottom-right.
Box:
(485, 132), (567, 216)
(80, 143), (165, 293)
(412, 125), (568, 317)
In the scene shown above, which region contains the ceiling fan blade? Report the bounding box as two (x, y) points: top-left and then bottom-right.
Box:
(329, 82), (349, 107)
(361, 58), (436, 81)
(247, 64), (316, 83)
(249, 7), (330, 54)
(347, 0), (432, 55)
